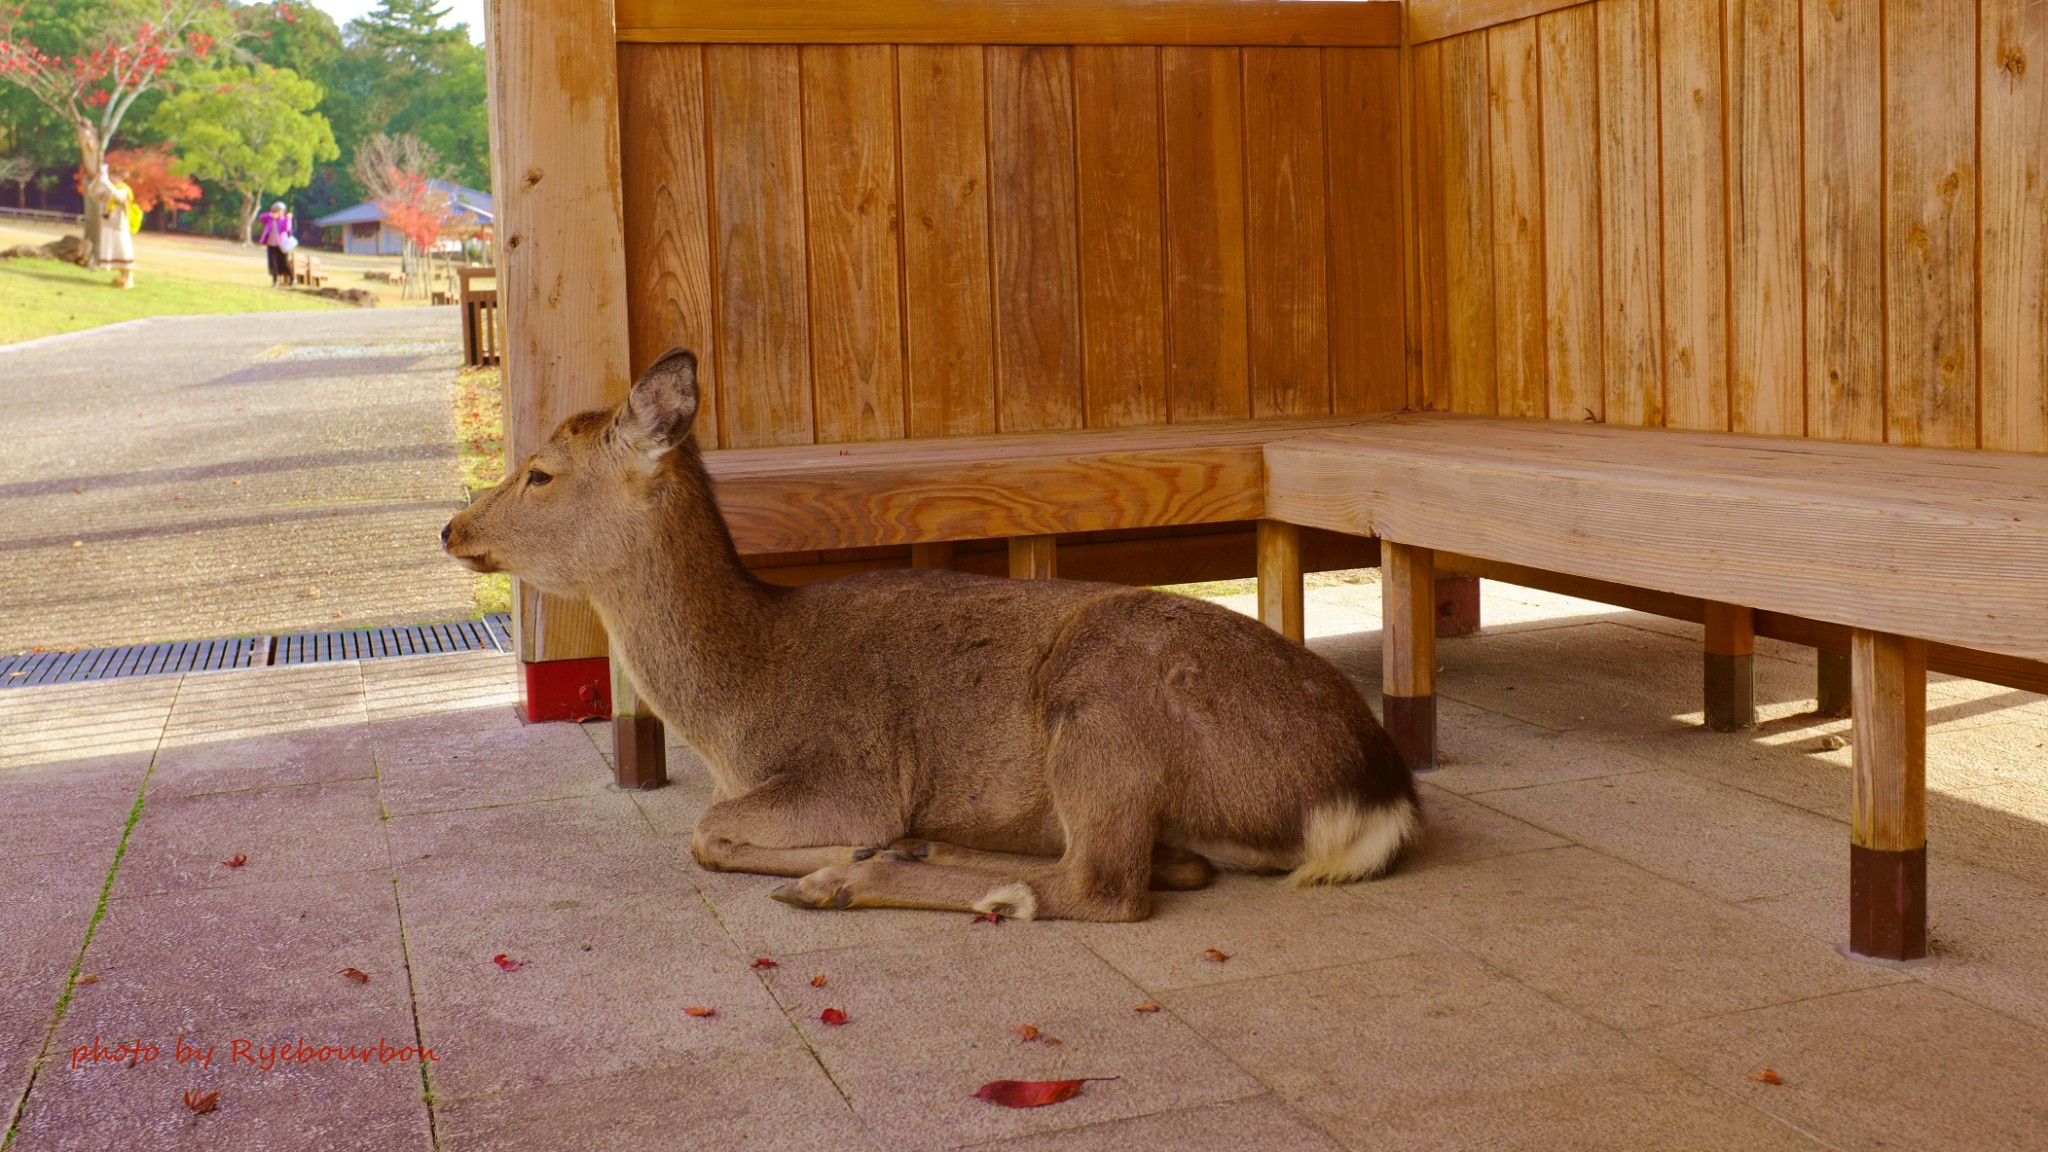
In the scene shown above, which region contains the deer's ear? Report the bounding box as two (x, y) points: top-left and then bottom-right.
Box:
(619, 348), (700, 457)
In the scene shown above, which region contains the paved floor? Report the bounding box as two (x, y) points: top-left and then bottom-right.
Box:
(2, 583), (2046, 1151)
(0, 309), (474, 652)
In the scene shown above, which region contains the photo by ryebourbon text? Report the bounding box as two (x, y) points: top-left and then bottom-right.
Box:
(70, 1035), (440, 1071)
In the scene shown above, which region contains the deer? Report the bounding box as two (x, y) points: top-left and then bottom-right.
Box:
(442, 349), (1420, 922)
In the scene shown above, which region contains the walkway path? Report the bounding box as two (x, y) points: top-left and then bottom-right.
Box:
(0, 308), (475, 651)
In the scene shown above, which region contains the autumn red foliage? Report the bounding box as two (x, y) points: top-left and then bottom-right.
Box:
(971, 1078), (1118, 1109)
(107, 145), (200, 215)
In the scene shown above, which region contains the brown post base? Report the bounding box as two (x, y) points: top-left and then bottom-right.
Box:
(1817, 648), (1852, 718)
(613, 712), (667, 790)
(1704, 652), (1757, 731)
(1433, 575), (1480, 637)
(1849, 843), (1927, 962)
(1382, 693), (1436, 774)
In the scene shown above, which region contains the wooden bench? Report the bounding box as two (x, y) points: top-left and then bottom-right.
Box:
(1264, 412), (2048, 962)
(457, 266), (499, 368)
(290, 251), (325, 288)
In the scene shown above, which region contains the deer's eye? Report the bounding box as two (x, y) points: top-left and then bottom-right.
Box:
(526, 468), (553, 487)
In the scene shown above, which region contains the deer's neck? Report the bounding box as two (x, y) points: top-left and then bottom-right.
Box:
(583, 446), (779, 753)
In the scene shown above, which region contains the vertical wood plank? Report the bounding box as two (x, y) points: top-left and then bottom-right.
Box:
(708, 45), (813, 448)
(898, 45), (997, 438)
(988, 45), (1084, 432)
(1726, 0), (1805, 436)
(802, 44), (907, 444)
(1488, 20), (1546, 419)
(1802, 0), (1884, 442)
(1657, 0), (1729, 432)
(1074, 45), (1168, 428)
(1381, 541), (1437, 773)
(1161, 47), (1250, 422)
(1244, 47), (1333, 417)
(1981, 0), (2048, 454)
(1597, 0), (1665, 427)
(1256, 519), (1304, 643)
(1849, 629), (1927, 962)
(1411, 40), (1453, 411)
(619, 44), (719, 448)
(1008, 535), (1058, 579)
(490, 0), (630, 664)
(1539, 5), (1604, 423)
(1440, 33), (1497, 415)
(1325, 48), (1408, 414)
(1885, 0), (1978, 448)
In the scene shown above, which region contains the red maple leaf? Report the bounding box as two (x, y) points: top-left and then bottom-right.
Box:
(682, 1005), (716, 1018)
(220, 853), (247, 868)
(972, 1078), (1118, 1109)
(492, 954), (523, 972)
(182, 1087), (220, 1114)
(819, 1008), (849, 1026)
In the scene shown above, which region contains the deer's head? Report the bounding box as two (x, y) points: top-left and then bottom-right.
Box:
(442, 348), (701, 599)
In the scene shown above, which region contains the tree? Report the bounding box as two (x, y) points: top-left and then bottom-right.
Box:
(0, 0), (239, 256)
(105, 142), (197, 226)
(0, 151), (31, 206)
(325, 0), (488, 191)
(351, 131), (450, 297)
(149, 62), (335, 242)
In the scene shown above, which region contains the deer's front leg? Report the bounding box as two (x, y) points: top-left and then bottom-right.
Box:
(688, 775), (905, 879)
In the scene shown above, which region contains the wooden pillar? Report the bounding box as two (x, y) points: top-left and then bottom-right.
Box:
(1434, 575), (1481, 637)
(1703, 602), (1757, 731)
(1256, 520), (1304, 643)
(610, 651), (666, 790)
(1008, 536), (1057, 580)
(1849, 629), (1927, 962)
(1817, 648), (1852, 717)
(1381, 542), (1436, 772)
(486, 0), (633, 721)
(911, 542), (955, 570)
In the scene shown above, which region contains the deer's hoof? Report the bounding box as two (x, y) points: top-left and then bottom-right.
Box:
(771, 873), (855, 910)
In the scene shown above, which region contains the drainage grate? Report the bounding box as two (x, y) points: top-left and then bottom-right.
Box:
(0, 614), (512, 689)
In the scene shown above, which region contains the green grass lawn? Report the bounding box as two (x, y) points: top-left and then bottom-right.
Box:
(0, 255), (342, 345)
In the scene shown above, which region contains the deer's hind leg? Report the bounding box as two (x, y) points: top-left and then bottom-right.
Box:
(891, 839), (1213, 891)
(689, 773), (906, 880)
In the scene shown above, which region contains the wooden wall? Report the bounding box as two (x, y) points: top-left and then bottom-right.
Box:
(616, 34), (1408, 450)
(1407, 0), (2048, 452)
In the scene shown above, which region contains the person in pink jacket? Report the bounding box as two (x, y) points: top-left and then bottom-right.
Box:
(258, 202), (295, 287)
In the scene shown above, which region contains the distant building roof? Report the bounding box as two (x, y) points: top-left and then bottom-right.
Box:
(313, 180), (493, 228)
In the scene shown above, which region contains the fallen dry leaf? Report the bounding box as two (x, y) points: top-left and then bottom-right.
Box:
(182, 1088), (220, 1114)
(1203, 948), (1230, 963)
(76, 975), (99, 986)
(973, 911), (1002, 925)
(972, 1077), (1118, 1109)
(809, 974), (827, 988)
(492, 954), (524, 972)
(1133, 1001), (1161, 1013)
(1752, 1068), (1784, 1086)
(820, 1008), (849, 1026)
(1043, 1037), (1063, 1046)
(1013, 1024), (1041, 1044)
(683, 1005), (717, 1018)
(220, 853), (247, 869)
(338, 967), (370, 984)
(750, 957), (779, 970)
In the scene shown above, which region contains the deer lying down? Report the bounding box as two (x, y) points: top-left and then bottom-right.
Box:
(443, 349), (1419, 922)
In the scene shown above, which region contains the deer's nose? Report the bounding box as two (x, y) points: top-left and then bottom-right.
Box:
(439, 521), (452, 546)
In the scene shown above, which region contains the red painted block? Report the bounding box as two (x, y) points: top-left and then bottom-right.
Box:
(520, 657), (611, 723)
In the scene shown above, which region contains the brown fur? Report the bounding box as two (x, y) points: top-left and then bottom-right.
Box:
(444, 349), (1418, 921)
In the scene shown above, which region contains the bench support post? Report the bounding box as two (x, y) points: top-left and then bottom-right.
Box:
(911, 542), (955, 570)
(1849, 629), (1927, 962)
(1703, 602), (1756, 731)
(1434, 575), (1481, 637)
(1381, 541), (1436, 773)
(609, 645), (666, 790)
(1817, 648), (1852, 717)
(1256, 520), (1304, 642)
(1008, 535), (1057, 580)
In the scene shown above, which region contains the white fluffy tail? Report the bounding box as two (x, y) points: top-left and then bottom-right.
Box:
(1286, 797), (1419, 886)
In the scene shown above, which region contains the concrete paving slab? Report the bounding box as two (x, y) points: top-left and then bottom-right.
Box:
(371, 710), (613, 816)
(1168, 950), (1823, 1152)
(0, 753), (149, 863)
(110, 778), (387, 900)
(1399, 782), (1571, 868)
(960, 1094), (1344, 1151)
(0, 675), (178, 771)
(151, 665), (371, 795)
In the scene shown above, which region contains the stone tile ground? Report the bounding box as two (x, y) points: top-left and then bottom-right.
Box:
(3, 583), (2046, 1151)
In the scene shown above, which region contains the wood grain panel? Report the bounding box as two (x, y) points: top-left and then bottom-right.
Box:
(1409, 0), (1592, 44)
(801, 45), (907, 443)
(1538, 5), (1603, 423)
(707, 45), (813, 448)
(1161, 47), (1250, 422)
(1411, 40), (1453, 412)
(897, 45), (997, 437)
(1884, 0), (1978, 448)
(1324, 48), (1407, 414)
(1243, 47), (1332, 418)
(1075, 46), (1168, 428)
(988, 45), (1084, 432)
(1981, 0), (2048, 453)
(1439, 33), (1496, 415)
(617, 0), (1403, 47)
(1801, 0), (1882, 443)
(1595, 0), (1664, 427)
(1488, 20), (1545, 419)
(1726, 0), (1804, 436)
(619, 44), (719, 447)
(1657, 0), (1728, 432)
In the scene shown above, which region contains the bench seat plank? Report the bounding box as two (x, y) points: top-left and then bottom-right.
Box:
(1264, 413), (2048, 660)
(705, 415), (1373, 554)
